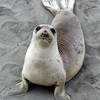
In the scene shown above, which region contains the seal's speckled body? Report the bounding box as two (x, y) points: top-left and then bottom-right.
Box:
(52, 10), (85, 81)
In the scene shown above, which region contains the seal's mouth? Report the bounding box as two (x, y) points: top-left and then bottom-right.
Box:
(40, 33), (50, 40)
(39, 32), (52, 42)
(41, 33), (49, 39)
(37, 33), (52, 47)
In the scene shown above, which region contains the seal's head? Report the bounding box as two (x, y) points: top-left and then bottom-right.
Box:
(32, 24), (57, 47)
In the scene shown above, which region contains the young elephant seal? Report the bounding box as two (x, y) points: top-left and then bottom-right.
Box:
(7, 0), (85, 100)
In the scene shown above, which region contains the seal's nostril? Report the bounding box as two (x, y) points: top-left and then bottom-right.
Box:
(42, 33), (44, 36)
(44, 30), (47, 33)
(45, 34), (48, 37)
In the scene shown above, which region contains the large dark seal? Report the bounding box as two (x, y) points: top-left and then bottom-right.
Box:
(6, 0), (85, 100)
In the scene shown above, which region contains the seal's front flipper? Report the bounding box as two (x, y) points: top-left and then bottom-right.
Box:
(42, 0), (75, 16)
(5, 78), (29, 96)
(54, 85), (71, 100)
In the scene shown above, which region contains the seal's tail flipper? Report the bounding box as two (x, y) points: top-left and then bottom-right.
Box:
(60, 0), (75, 11)
(42, 0), (60, 16)
(42, 0), (75, 16)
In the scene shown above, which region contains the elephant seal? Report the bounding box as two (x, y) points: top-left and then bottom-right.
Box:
(6, 0), (85, 100)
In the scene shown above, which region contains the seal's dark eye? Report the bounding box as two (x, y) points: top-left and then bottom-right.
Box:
(36, 26), (42, 32)
(50, 28), (56, 35)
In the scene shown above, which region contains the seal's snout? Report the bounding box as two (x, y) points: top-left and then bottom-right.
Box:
(40, 30), (50, 38)
(41, 32), (49, 38)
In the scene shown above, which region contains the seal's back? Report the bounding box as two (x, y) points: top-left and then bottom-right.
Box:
(42, 0), (85, 81)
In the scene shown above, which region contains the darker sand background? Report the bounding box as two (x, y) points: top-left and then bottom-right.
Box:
(0, 0), (100, 100)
